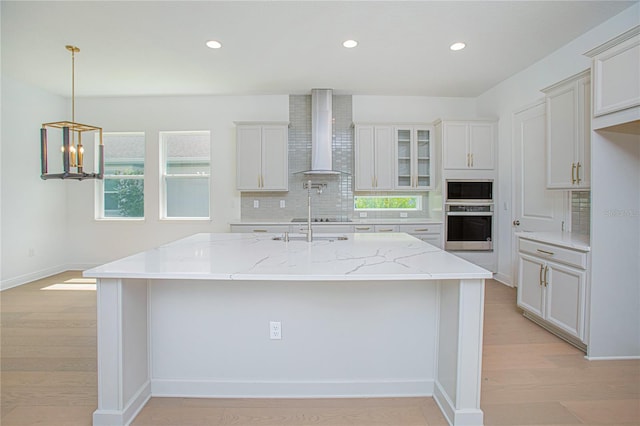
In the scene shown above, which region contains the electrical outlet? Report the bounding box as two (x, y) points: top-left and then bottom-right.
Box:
(269, 321), (282, 340)
(359, 212), (367, 218)
(400, 212), (408, 218)
(28, 248), (35, 257)
(253, 200), (259, 208)
(280, 200), (286, 208)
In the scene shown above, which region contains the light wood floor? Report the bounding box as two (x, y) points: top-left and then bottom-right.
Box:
(1, 272), (638, 425)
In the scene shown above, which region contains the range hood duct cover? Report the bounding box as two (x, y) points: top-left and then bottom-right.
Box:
(301, 88), (343, 175)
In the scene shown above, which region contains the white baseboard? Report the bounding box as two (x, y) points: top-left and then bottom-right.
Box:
(151, 378), (434, 399)
(493, 272), (513, 287)
(433, 381), (484, 426)
(585, 355), (640, 361)
(1, 263), (102, 291)
(93, 380), (151, 426)
(1, 264), (68, 291)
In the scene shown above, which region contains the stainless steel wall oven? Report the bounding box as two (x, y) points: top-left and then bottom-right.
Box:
(445, 180), (494, 251)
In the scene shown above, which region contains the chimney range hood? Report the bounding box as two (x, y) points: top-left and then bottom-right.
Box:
(297, 88), (345, 175)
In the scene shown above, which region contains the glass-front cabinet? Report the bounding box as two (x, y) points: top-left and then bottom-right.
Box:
(394, 125), (433, 190)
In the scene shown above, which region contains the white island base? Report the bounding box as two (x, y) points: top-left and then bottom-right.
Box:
(85, 233), (490, 426)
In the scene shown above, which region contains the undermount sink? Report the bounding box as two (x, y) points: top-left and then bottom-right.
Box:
(272, 233), (348, 242)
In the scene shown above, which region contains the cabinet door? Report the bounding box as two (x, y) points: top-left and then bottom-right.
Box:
(442, 122), (469, 170)
(261, 126), (288, 190)
(546, 84), (577, 189)
(592, 33), (640, 117)
(517, 254), (545, 318)
(395, 128), (413, 189)
(415, 127), (433, 188)
(374, 127), (394, 190)
(576, 76), (591, 189)
(468, 123), (494, 170)
(545, 262), (585, 339)
(236, 126), (263, 190)
(354, 126), (376, 191)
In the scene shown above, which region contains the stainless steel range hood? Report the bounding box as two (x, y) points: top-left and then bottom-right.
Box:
(298, 88), (344, 175)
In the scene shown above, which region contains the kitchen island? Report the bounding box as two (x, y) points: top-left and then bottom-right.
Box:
(84, 232), (491, 426)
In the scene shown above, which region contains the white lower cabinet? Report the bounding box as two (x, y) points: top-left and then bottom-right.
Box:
(399, 224), (442, 249)
(517, 237), (588, 349)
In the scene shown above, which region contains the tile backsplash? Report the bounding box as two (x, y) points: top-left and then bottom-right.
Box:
(240, 95), (430, 221)
(571, 191), (590, 235)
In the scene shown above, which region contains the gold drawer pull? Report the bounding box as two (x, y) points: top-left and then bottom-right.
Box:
(414, 228), (429, 232)
(378, 228), (394, 232)
(536, 249), (554, 256)
(253, 229), (268, 233)
(355, 227), (371, 231)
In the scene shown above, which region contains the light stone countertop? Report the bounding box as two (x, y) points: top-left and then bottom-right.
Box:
(516, 231), (591, 251)
(84, 232), (490, 281)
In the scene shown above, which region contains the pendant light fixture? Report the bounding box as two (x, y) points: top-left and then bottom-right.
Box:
(40, 45), (104, 180)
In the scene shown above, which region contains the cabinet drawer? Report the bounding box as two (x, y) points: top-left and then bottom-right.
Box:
(399, 224), (442, 235)
(519, 238), (587, 269)
(291, 224), (353, 234)
(353, 225), (375, 233)
(230, 225), (289, 233)
(374, 225), (399, 233)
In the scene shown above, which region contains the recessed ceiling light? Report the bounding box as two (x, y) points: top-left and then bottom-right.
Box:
(450, 42), (466, 51)
(343, 39), (358, 48)
(206, 40), (222, 49)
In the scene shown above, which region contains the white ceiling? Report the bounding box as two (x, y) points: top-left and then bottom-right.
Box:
(2, 1), (636, 98)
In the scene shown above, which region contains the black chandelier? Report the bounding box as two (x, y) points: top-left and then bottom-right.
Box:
(41, 45), (104, 180)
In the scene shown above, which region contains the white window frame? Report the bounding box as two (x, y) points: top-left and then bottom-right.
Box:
(95, 132), (145, 221)
(353, 195), (423, 211)
(160, 130), (211, 220)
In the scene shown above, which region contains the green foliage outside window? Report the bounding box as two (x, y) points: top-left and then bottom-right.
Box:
(115, 178), (144, 217)
(354, 196), (420, 210)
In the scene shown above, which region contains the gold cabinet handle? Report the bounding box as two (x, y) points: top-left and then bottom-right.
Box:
(467, 153), (470, 168)
(372, 176), (375, 188)
(544, 266), (549, 287)
(414, 228), (429, 232)
(355, 226), (371, 231)
(258, 175), (261, 188)
(471, 153), (474, 167)
(378, 228), (394, 232)
(253, 229), (268, 233)
(536, 249), (554, 256)
(571, 163), (576, 184)
(539, 264), (545, 286)
(576, 162), (581, 184)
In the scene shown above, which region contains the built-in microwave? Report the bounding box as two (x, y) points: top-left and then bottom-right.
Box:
(446, 179), (493, 203)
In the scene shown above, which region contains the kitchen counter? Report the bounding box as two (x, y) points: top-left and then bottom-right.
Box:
(84, 233), (489, 426)
(516, 231), (591, 251)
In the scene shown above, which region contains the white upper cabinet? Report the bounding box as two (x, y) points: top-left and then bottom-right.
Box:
(585, 26), (640, 130)
(394, 125), (434, 190)
(354, 125), (394, 191)
(542, 70), (591, 190)
(236, 123), (288, 191)
(441, 121), (496, 171)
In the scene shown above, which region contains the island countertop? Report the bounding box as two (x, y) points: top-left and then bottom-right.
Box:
(84, 232), (491, 281)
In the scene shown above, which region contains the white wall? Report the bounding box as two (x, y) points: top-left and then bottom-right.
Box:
(1, 76), (70, 289)
(475, 3), (640, 285)
(63, 95), (289, 268)
(353, 95), (477, 123)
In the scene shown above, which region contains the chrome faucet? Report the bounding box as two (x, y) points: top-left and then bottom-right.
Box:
(304, 180), (326, 242)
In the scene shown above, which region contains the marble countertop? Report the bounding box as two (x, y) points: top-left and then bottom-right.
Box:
(515, 231), (591, 251)
(84, 232), (490, 281)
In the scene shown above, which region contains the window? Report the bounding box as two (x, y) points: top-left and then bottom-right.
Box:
(97, 132), (145, 219)
(354, 195), (422, 211)
(160, 131), (210, 219)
